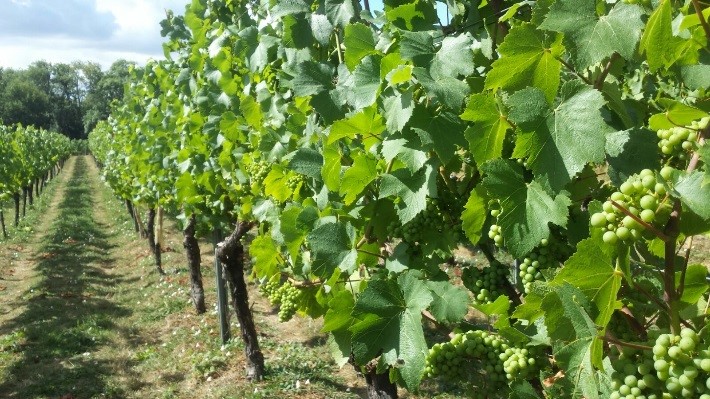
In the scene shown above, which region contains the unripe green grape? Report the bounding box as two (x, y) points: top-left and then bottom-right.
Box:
(640, 195), (657, 210)
(640, 209), (655, 223)
(616, 226), (631, 241)
(603, 231), (618, 244)
(591, 213), (607, 227)
(660, 166), (674, 180)
(620, 182), (635, 195)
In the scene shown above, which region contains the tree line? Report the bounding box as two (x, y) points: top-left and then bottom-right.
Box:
(0, 60), (132, 139)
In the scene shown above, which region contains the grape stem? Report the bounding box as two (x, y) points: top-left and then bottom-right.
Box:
(677, 235), (693, 300)
(609, 199), (670, 242)
(593, 52), (619, 90)
(662, 200), (681, 335)
(478, 244), (523, 306)
(557, 57), (593, 85)
(691, 0), (710, 42)
(601, 332), (652, 351)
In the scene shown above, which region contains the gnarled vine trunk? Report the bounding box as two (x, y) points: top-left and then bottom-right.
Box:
(27, 185), (34, 207)
(146, 208), (165, 275)
(364, 366), (398, 399)
(14, 192), (20, 226)
(183, 214), (206, 314)
(216, 220), (264, 381)
(0, 209), (7, 239)
(125, 200), (139, 233)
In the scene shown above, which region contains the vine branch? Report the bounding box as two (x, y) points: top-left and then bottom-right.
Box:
(692, 0), (710, 42)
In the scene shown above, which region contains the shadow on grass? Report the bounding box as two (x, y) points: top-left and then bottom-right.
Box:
(0, 157), (144, 398)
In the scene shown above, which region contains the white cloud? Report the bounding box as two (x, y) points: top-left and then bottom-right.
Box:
(0, 0), (189, 69)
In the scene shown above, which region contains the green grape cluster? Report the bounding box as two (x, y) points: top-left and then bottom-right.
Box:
(500, 346), (542, 381)
(424, 330), (543, 397)
(275, 283), (301, 322)
(259, 274), (280, 301)
(609, 346), (664, 399)
(461, 262), (508, 305)
(425, 330), (507, 392)
(657, 117), (707, 165)
(652, 328), (710, 398)
(286, 173), (305, 191)
(488, 224), (503, 247)
(246, 160), (270, 186)
(387, 200), (446, 243)
(258, 275), (301, 322)
(488, 201), (504, 247)
(518, 236), (570, 294)
(590, 169), (669, 245)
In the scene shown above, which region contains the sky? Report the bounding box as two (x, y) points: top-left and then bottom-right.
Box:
(0, 0), (190, 70)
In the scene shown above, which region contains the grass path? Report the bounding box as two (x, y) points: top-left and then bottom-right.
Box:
(0, 157), (375, 399)
(0, 156), (466, 399)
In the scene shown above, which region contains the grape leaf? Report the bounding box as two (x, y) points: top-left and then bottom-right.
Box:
(605, 128), (660, 187)
(350, 272), (433, 390)
(344, 23), (377, 71)
(328, 105), (386, 150)
(271, 0), (310, 18)
(291, 61), (335, 97)
(430, 35), (475, 79)
(648, 99), (708, 131)
(461, 186), (487, 244)
(481, 159), (571, 258)
(460, 92), (512, 165)
(412, 67), (469, 112)
(639, 0), (677, 71)
(325, 0), (359, 27)
(382, 91), (414, 133)
(410, 109), (467, 164)
(485, 23), (564, 103)
(349, 55), (382, 109)
(542, 284), (608, 398)
(380, 162), (437, 225)
(540, 1), (643, 69)
(426, 281), (469, 324)
(677, 264), (709, 305)
(509, 81), (610, 192)
(310, 14), (333, 45)
(288, 148), (324, 180)
(340, 151), (378, 205)
(308, 220), (358, 278)
(250, 234), (280, 278)
(552, 238), (622, 333)
(672, 170), (710, 220)
(381, 132), (428, 173)
(400, 31), (434, 67)
(322, 289), (356, 332)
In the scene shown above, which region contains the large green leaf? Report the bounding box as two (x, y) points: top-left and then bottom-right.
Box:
(340, 151), (378, 205)
(344, 23), (377, 71)
(430, 35), (474, 79)
(540, 1), (643, 69)
(509, 81), (611, 192)
(542, 284), (609, 398)
(485, 23), (564, 103)
(552, 238), (622, 332)
(291, 61), (335, 97)
(308, 220), (358, 278)
(460, 92), (512, 165)
(672, 170), (710, 220)
(379, 162), (437, 225)
(639, 0), (677, 71)
(426, 281), (469, 324)
(481, 160), (571, 258)
(350, 272), (433, 390)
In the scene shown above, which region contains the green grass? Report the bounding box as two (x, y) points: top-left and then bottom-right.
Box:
(0, 157), (133, 399)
